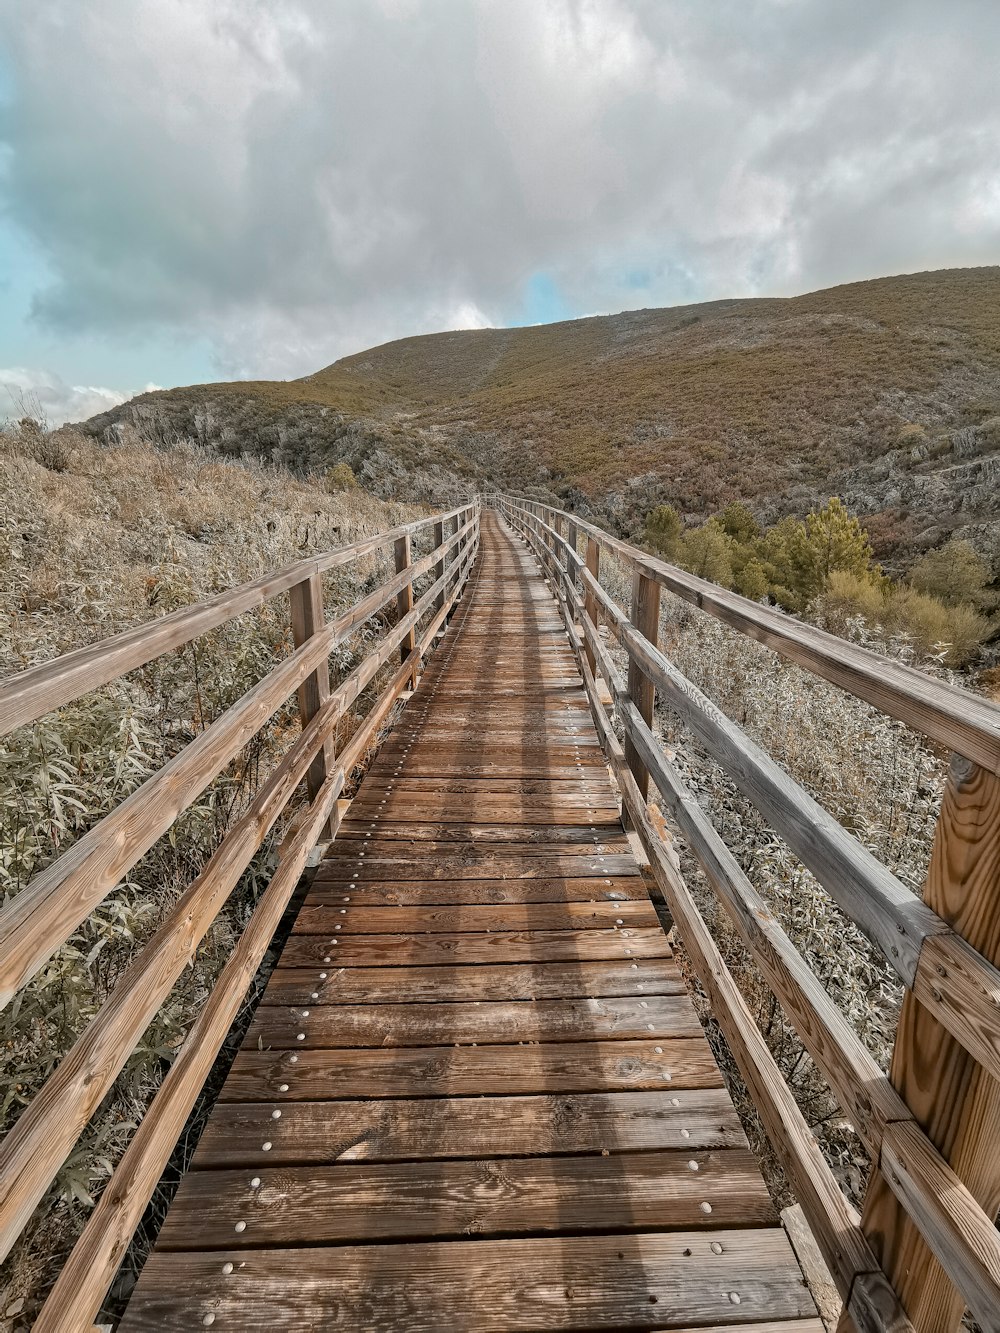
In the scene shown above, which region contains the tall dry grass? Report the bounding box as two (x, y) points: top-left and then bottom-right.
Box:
(0, 421), (424, 1322)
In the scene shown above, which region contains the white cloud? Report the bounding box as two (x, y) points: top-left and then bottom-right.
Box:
(0, 368), (128, 427)
(0, 0), (998, 382)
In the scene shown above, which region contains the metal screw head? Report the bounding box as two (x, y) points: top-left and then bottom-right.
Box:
(279, 1083), (289, 1092)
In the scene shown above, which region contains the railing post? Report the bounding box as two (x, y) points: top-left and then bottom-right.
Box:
(445, 514), (458, 620)
(288, 572), (335, 825)
(623, 566), (661, 805)
(848, 757), (1000, 1332)
(567, 518), (579, 590)
(394, 533), (418, 690)
(433, 518), (445, 612)
(583, 536), (600, 678)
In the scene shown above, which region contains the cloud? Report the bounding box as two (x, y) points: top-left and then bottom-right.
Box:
(1, 0), (999, 383)
(0, 367), (132, 426)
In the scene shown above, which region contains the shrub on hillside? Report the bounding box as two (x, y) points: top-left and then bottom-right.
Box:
(909, 537), (991, 609)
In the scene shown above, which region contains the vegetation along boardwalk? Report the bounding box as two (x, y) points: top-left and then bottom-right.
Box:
(115, 512), (819, 1329)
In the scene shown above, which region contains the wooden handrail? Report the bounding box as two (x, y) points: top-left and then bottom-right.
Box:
(0, 505), (471, 736)
(501, 495), (1000, 1333)
(508, 497), (1000, 775)
(0, 503), (480, 1297)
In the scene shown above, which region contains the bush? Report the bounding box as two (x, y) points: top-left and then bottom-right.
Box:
(324, 461), (358, 493)
(909, 537), (991, 609)
(818, 569), (989, 666)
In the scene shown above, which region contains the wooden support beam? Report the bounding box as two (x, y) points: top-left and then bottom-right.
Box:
(850, 758), (1000, 1332)
(583, 536), (600, 679)
(623, 567), (660, 803)
(567, 518), (579, 590)
(289, 572), (334, 805)
(433, 520), (445, 612)
(394, 534), (418, 689)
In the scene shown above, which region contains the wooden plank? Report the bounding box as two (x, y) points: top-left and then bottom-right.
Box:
(288, 571), (334, 803)
(220, 1037), (724, 1100)
(306, 877), (649, 904)
(263, 958), (683, 1005)
(244, 994), (700, 1048)
(118, 1230), (818, 1331)
(293, 900), (659, 934)
(276, 927), (672, 968)
(333, 822), (627, 845)
(156, 1148), (776, 1248)
(624, 565), (661, 802)
(191, 1089), (747, 1166)
(313, 854), (641, 879)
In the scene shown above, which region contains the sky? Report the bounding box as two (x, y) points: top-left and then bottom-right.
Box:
(1, 0), (999, 426)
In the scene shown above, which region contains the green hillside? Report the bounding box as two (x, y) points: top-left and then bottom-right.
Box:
(84, 267), (1000, 570)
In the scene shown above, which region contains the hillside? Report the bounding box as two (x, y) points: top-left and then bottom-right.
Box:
(84, 267), (1000, 574)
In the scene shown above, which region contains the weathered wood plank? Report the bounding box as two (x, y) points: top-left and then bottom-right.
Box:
(191, 1089), (747, 1166)
(157, 1149), (775, 1248)
(306, 877), (649, 904)
(244, 994), (699, 1048)
(263, 958), (682, 1005)
(277, 927), (671, 968)
(221, 1037), (723, 1100)
(119, 1230), (818, 1331)
(313, 853), (642, 880)
(293, 900), (659, 934)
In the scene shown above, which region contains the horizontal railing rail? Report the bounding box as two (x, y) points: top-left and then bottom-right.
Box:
(0, 501), (481, 1328)
(0, 504), (473, 736)
(500, 494), (1000, 1333)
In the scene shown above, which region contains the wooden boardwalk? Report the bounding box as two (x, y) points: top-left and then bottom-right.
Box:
(120, 513), (819, 1331)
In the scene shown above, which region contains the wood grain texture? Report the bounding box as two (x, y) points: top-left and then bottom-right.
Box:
(159, 1148), (776, 1247)
(244, 994), (701, 1048)
(856, 758), (1000, 1332)
(263, 957), (683, 1004)
(293, 899), (658, 934)
(191, 1089), (747, 1166)
(119, 1230), (819, 1331)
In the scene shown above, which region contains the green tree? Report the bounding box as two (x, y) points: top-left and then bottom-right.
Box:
(734, 557), (769, 601)
(644, 504), (683, 560)
(800, 497), (876, 594)
(910, 538), (990, 608)
(718, 500), (760, 544)
(679, 519), (734, 587)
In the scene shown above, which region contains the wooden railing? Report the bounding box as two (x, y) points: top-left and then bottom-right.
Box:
(0, 501), (480, 1329)
(500, 495), (1000, 1333)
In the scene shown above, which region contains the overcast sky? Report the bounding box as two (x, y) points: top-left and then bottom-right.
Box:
(1, 0), (999, 425)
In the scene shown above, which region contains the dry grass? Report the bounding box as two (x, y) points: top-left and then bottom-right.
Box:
(0, 422), (426, 1325)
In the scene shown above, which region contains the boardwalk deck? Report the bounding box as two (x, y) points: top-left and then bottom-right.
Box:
(119, 514), (819, 1331)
